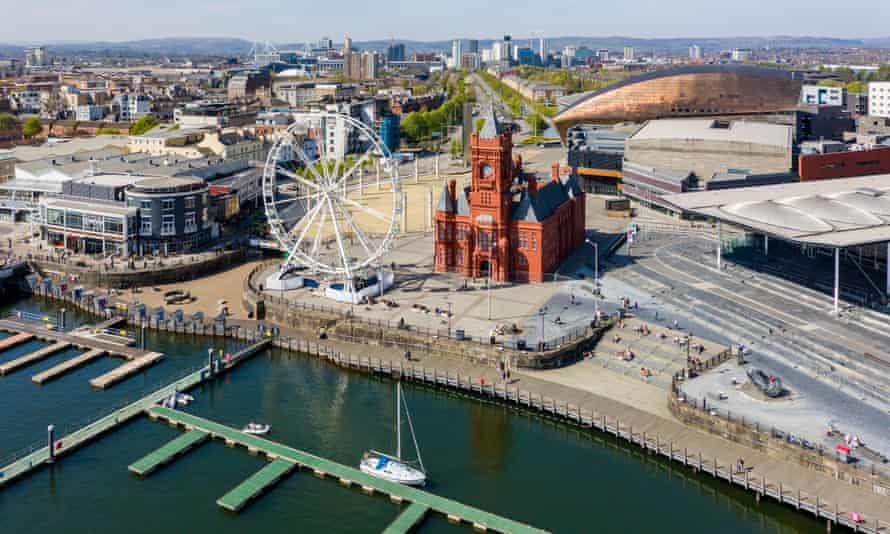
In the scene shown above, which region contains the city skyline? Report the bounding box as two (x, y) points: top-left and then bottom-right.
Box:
(4, 0), (890, 43)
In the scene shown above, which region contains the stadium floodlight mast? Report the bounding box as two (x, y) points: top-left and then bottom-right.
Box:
(262, 112), (401, 295)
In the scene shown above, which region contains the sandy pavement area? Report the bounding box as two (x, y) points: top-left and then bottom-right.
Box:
(127, 261), (263, 320)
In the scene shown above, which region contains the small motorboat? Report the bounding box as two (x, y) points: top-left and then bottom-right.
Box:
(174, 393), (194, 406)
(242, 423), (271, 435)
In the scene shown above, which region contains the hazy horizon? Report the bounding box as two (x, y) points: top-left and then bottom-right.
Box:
(5, 0), (890, 43)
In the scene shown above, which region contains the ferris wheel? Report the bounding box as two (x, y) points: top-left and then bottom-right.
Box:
(262, 112), (402, 283)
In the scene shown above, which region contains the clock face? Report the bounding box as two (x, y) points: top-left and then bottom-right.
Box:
(481, 164), (493, 178)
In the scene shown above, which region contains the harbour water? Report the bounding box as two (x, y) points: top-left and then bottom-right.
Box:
(0, 296), (823, 533)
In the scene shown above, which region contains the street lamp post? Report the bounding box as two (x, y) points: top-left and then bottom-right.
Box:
(487, 261), (492, 321)
(538, 306), (548, 349)
(446, 300), (453, 337)
(585, 239), (600, 320)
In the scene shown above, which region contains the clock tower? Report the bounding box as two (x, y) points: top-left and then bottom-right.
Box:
(468, 108), (514, 280)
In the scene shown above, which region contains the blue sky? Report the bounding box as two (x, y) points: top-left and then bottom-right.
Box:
(6, 0), (890, 42)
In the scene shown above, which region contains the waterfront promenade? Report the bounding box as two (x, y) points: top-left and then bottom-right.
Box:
(14, 286), (890, 532)
(280, 329), (890, 533)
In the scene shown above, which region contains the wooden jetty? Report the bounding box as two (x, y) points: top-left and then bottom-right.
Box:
(0, 339), (269, 488)
(0, 318), (163, 389)
(0, 342), (71, 375)
(384, 503), (430, 534)
(90, 352), (164, 389)
(147, 407), (548, 534)
(32, 349), (106, 385)
(216, 458), (297, 512)
(128, 429), (209, 476)
(0, 332), (35, 352)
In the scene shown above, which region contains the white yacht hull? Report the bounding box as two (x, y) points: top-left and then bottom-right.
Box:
(360, 456), (426, 486)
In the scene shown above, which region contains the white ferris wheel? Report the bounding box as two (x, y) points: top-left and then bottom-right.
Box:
(262, 112), (402, 285)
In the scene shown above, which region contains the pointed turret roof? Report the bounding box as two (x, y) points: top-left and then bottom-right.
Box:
(478, 105), (502, 139)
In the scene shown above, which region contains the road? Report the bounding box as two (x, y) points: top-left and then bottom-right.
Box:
(599, 230), (890, 468)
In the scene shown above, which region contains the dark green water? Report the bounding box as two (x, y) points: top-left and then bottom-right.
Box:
(0, 297), (823, 533)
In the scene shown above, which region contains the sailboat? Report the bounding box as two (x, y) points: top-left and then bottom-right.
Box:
(359, 381), (427, 486)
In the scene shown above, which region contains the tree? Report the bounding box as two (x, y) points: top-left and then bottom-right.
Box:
(847, 81), (866, 94)
(450, 139), (463, 158)
(834, 67), (855, 83)
(527, 113), (547, 135)
(129, 116), (160, 136)
(22, 116), (41, 138)
(0, 112), (18, 133)
(817, 79), (845, 88)
(475, 117), (485, 134)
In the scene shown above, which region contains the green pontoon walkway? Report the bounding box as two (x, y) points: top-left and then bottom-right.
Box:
(128, 429), (209, 476)
(146, 406), (549, 534)
(217, 458), (296, 512)
(383, 502), (430, 534)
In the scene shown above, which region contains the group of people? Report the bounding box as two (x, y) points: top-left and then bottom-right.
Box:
(633, 323), (651, 335)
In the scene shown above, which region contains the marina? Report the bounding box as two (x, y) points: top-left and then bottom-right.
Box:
(0, 300), (844, 532)
(0, 341), (71, 375)
(31, 348), (107, 384)
(0, 317), (164, 389)
(146, 406), (549, 533)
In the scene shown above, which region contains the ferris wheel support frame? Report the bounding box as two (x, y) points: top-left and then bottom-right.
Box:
(262, 112), (402, 294)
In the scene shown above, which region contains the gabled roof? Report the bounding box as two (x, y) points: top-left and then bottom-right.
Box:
(512, 175), (575, 222)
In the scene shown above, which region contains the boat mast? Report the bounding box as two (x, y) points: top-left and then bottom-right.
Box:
(396, 381), (402, 459)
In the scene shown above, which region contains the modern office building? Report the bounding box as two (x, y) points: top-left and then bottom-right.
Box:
(125, 176), (211, 255)
(869, 82), (890, 118)
(451, 40), (462, 69)
(731, 48), (753, 62)
(801, 85), (845, 107)
(75, 104), (106, 121)
(39, 172), (211, 257)
(25, 47), (49, 69)
(386, 43), (406, 63)
(174, 101), (257, 129)
(623, 46), (635, 61)
(566, 125), (632, 194)
(379, 114), (400, 154)
(113, 93), (151, 121)
(689, 45), (702, 60)
(798, 144), (890, 181)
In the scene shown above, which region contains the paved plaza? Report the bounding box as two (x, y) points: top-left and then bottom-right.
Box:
(601, 226), (890, 462)
(260, 193), (634, 346)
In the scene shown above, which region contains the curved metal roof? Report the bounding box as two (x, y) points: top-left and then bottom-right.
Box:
(663, 175), (890, 247)
(554, 65), (802, 139)
(556, 65), (798, 119)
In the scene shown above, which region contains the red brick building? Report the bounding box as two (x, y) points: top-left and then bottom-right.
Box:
(434, 111), (586, 283)
(798, 146), (890, 181)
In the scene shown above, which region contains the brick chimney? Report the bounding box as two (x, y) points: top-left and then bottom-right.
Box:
(551, 161), (560, 183)
(527, 175), (537, 199)
(448, 179), (457, 202)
